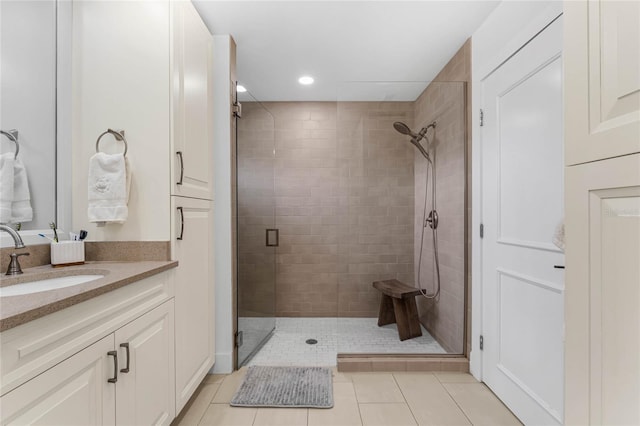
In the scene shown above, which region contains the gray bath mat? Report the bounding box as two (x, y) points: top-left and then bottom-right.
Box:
(230, 366), (333, 408)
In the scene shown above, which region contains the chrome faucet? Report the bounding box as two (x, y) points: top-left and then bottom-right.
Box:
(0, 224), (25, 249)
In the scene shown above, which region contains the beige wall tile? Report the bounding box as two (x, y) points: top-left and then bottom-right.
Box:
(413, 40), (470, 354)
(359, 403), (417, 426)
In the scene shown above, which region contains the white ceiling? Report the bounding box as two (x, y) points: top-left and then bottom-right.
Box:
(193, 1), (500, 101)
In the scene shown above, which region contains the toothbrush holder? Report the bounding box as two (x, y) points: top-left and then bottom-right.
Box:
(51, 241), (85, 267)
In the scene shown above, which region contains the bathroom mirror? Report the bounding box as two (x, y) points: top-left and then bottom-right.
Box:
(0, 0), (71, 244)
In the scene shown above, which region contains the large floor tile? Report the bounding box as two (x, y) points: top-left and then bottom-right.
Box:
(204, 374), (227, 385)
(434, 372), (479, 384)
(443, 383), (522, 426)
(211, 369), (248, 404)
(394, 373), (471, 426)
(175, 383), (221, 426)
(308, 382), (362, 426)
(253, 408), (308, 426)
(332, 367), (353, 383)
(359, 403), (417, 426)
(351, 373), (405, 403)
(198, 404), (257, 426)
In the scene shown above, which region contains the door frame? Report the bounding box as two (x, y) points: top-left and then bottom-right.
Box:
(470, 3), (563, 379)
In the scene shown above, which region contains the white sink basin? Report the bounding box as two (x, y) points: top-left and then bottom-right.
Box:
(0, 275), (105, 297)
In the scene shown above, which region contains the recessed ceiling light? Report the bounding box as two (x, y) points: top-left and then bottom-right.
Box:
(298, 76), (314, 85)
(237, 84), (247, 93)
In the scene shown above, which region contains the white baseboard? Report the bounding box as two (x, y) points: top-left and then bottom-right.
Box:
(211, 351), (233, 374)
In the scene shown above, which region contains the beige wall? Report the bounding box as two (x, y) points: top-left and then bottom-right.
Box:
(72, 1), (170, 241)
(413, 40), (471, 353)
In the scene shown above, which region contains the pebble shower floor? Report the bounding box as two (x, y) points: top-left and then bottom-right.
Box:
(240, 317), (445, 367)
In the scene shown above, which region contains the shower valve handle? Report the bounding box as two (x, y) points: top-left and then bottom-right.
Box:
(426, 210), (439, 230)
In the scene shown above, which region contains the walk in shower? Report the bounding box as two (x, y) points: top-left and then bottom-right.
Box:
(236, 80), (467, 366)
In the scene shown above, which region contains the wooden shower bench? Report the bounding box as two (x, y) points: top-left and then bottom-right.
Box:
(372, 279), (423, 341)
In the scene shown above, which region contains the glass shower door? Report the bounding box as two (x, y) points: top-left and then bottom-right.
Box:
(236, 92), (276, 366)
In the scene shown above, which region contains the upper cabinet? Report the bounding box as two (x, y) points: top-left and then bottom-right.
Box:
(564, 1), (640, 166)
(171, 1), (214, 200)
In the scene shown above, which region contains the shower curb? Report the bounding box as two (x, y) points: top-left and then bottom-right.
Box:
(336, 355), (469, 373)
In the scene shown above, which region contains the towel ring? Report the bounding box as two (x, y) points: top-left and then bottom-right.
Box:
(1, 129), (19, 159)
(96, 129), (127, 157)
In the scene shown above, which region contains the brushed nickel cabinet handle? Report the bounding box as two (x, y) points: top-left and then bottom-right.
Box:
(107, 350), (118, 383)
(176, 151), (184, 185)
(120, 343), (130, 373)
(177, 207), (184, 240)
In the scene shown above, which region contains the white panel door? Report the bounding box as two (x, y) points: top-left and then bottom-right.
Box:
(171, 1), (214, 200)
(564, 1), (640, 165)
(115, 300), (175, 426)
(481, 16), (564, 425)
(0, 335), (115, 425)
(172, 196), (215, 413)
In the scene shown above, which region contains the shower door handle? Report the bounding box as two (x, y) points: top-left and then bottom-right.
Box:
(266, 229), (279, 247)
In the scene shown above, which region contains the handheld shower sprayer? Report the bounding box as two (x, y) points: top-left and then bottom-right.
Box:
(392, 120), (441, 299)
(392, 121), (436, 162)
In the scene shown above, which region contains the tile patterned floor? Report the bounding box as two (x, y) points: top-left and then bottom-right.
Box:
(241, 318), (446, 367)
(174, 369), (523, 426)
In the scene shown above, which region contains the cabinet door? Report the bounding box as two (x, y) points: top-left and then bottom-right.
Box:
(171, 196), (215, 412)
(0, 335), (115, 425)
(564, 1), (640, 165)
(115, 301), (175, 426)
(171, 1), (214, 199)
(565, 154), (640, 425)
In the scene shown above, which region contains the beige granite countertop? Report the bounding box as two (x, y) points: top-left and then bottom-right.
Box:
(0, 260), (178, 332)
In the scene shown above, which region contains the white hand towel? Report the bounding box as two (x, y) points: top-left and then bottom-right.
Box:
(552, 219), (565, 251)
(11, 157), (33, 223)
(0, 153), (15, 223)
(88, 152), (131, 224)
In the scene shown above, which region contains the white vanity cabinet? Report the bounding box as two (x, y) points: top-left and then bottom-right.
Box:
(171, 0), (214, 200)
(172, 196), (215, 413)
(0, 335), (116, 425)
(114, 301), (175, 426)
(0, 272), (176, 425)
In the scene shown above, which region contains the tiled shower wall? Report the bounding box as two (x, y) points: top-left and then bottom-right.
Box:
(239, 102), (415, 318)
(336, 102), (416, 317)
(237, 103), (276, 318)
(413, 41), (470, 353)
(238, 40), (469, 353)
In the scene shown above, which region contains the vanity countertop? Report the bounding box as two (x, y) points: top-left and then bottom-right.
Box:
(0, 260), (178, 332)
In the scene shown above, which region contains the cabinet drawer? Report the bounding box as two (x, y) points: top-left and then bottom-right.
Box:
(0, 271), (173, 396)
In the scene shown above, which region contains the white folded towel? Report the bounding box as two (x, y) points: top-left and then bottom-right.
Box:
(11, 157), (33, 223)
(0, 153), (14, 223)
(552, 219), (565, 251)
(88, 152), (131, 224)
